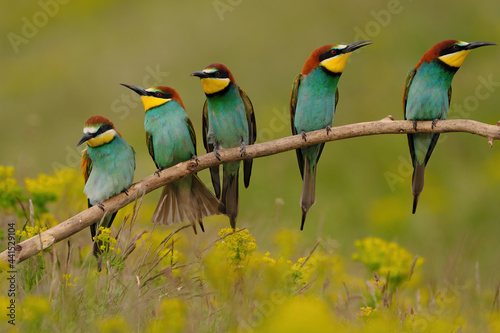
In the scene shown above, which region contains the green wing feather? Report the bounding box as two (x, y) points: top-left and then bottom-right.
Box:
(403, 68), (416, 119)
(335, 87), (339, 108)
(202, 101), (221, 198)
(403, 68), (417, 166)
(290, 74), (305, 179)
(187, 117), (197, 156)
(239, 87), (256, 189)
(146, 131), (159, 169)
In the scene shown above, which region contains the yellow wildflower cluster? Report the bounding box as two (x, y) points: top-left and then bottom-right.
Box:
(24, 168), (84, 213)
(352, 237), (424, 288)
(0, 166), (25, 211)
(216, 228), (257, 265)
(262, 251), (276, 265)
(16, 225), (48, 241)
(62, 274), (79, 287)
(357, 306), (378, 320)
(94, 226), (120, 254)
(287, 257), (307, 286)
(25, 173), (60, 212)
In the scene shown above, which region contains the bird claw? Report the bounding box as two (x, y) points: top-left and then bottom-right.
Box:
(431, 119), (439, 129)
(121, 188), (129, 196)
(326, 126), (331, 135)
(154, 167), (164, 177)
(97, 203), (105, 211)
(301, 131), (307, 141)
(412, 120), (418, 131)
(240, 141), (246, 157)
(191, 154), (200, 166)
(213, 146), (221, 161)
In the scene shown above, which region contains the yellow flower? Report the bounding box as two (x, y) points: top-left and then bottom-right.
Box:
(352, 237), (424, 289)
(357, 306), (378, 320)
(262, 251), (276, 265)
(216, 228), (257, 266)
(17, 225), (47, 241)
(94, 227), (120, 254)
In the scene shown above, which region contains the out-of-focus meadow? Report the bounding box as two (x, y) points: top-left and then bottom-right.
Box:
(1, 0), (500, 331)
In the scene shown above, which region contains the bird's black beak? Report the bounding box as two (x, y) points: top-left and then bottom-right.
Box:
(465, 41), (496, 50)
(190, 71), (210, 79)
(120, 83), (148, 96)
(343, 40), (373, 53)
(77, 133), (94, 147)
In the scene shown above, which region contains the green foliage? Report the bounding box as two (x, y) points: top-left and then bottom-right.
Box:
(352, 237), (424, 289)
(0, 166), (26, 215)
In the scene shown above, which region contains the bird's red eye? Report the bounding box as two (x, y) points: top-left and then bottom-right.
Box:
(330, 49), (337, 55)
(215, 72), (221, 77)
(452, 45), (459, 50)
(155, 92), (162, 97)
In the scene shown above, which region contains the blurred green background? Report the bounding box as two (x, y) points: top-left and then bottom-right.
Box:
(1, 0), (500, 287)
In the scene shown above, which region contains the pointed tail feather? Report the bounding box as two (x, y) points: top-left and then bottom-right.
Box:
(221, 171), (239, 229)
(191, 174), (221, 232)
(411, 163), (425, 214)
(300, 159), (317, 230)
(152, 176), (220, 232)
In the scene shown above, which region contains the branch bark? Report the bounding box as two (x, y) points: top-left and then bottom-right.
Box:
(2, 117), (500, 264)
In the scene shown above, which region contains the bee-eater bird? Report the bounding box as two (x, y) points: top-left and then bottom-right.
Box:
(290, 41), (372, 230)
(191, 63), (256, 229)
(77, 115), (135, 259)
(120, 84), (220, 233)
(404, 40), (495, 213)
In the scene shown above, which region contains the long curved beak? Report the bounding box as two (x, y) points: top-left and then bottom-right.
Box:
(120, 83), (148, 96)
(190, 71), (210, 78)
(466, 41), (496, 50)
(77, 133), (94, 147)
(343, 40), (373, 53)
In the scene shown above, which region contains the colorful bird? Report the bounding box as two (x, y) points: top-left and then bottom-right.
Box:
(121, 84), (220, 233)
(290, 41), (372, 230)
(191, 63), (256, 229)
(404, 40), (495, 213)
(77, 115), (135, 260)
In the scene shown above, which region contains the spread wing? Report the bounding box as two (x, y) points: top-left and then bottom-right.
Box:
(239, 87), (256, 189)
(146, 131), (159, 169)
(202, 101), (221, 198)
(290, 74), (306, 179)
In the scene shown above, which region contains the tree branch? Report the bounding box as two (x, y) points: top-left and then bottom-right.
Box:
(2, 117), (500, 265)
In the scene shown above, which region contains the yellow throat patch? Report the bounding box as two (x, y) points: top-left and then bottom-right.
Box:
(439, 50), (470, 68)
(320, 53), (351, 74)
(141, 96), (169, 111)
(201, 78), (230, 95)
(86, 129), (117, 147)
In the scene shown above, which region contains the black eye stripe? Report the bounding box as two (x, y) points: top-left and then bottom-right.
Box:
(209, 71), (229, 79)
(319, 49), (339, 62)
(439, 44), (465, 56)
(94, 124), (113, 136)
(147, 91), (173, 99)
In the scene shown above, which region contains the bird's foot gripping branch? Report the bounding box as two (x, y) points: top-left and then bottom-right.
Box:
(2, 117), (500, 265)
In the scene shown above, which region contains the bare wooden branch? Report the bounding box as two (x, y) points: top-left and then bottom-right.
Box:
(2, 117), (500, 265)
